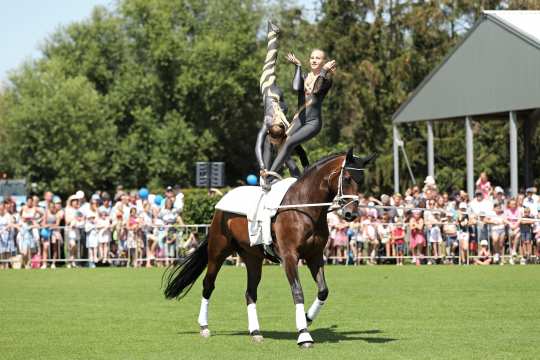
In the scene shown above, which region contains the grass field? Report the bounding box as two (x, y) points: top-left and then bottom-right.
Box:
(1, 265), (539, 360)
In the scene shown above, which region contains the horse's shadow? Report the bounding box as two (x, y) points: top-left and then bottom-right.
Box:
(178, 325), (397, 344)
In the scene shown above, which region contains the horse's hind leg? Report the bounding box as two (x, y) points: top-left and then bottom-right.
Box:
(306, 257), (328, 325)
(198, 217), (232, 338)
(243, 254), (264, 342)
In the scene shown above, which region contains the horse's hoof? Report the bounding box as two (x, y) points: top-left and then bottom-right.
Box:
(200, 327), (211, 338)
(250, 330), (264, 343)
(297, 330), (314, 348)
(252, 335), (264, 343)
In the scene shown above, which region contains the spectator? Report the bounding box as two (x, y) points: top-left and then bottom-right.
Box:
(474, 240), (492, 265)
(505, 199), (521, 265)
(183, 231), (199, 255)
(40, 202), (59, 269)
(363, 209), (378, 265)
(97, 209), (112, 265)
(523, 187), (538, 217)
(519, 207), (534, 264)
(348, 216), (363, 264)
(475, 172), (492, 200)
(66, 211), (84, 268)
(493, 186), (506, 206)
(0, 202), (15, 269)
(409, 210), (425, 265)
(488, 202), (506, 265)
(174, 185), (185, 214)
(427, 212), (442, 265)
(126, 207), (140, 267)
(392, 218), (405, 266)
(377, 213), (392, 262)
(470, 190), (493, 216)
(85, 213), (99, 268)
(112, 209), (127, 263)
(329, 212), (348, 264)
(443, 211), (458, 263)
(114, 185), (125, 202)
(99, 192), (113, 216)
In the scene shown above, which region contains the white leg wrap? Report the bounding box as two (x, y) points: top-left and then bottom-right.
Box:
(297, 331), (314, 344)
(295, 304), (307, 331)
(247, 303), (260, 333)
(198, 298), (209, 327)
(307, 298), (325, 322)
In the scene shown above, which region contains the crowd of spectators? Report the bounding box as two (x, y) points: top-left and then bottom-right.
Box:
(2, 172), (540, 269)
(326, 173), (540, 265)
(0, 185), (201, 269)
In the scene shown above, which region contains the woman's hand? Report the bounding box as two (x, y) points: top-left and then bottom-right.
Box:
(259, 169), (268, 177)
(323, 59), (337, 73)
(286, 53), (301, 66)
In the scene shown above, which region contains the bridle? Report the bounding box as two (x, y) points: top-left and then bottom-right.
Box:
(328, 159), (364, 216)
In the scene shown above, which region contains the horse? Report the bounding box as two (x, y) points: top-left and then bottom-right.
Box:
(163, 148), (375, 347)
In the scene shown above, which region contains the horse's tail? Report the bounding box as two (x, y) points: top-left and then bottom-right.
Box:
(163, 237), (209, 300)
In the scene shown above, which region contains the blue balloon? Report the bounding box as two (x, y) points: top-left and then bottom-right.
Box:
(40, 228), (51, 239)
(246, 174), (258, 186)
(139, 187), (149, 199)
(154, 194), (163, 206)
(347, 228), (354, 237)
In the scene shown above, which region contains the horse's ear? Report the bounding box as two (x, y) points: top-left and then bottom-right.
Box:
(346, 147), (354, 163)
(355, 152), (377, 167)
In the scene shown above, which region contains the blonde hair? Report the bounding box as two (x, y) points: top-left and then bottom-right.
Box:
(310, 48), (326, 60)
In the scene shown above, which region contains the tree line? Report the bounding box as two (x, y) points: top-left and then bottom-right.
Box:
(0, 0), (538, 196)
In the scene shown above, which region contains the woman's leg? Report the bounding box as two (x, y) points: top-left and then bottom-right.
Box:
(41, 241), (49, 268)
(269, 121), (321, 174)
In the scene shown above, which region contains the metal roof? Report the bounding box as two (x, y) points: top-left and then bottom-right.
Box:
(392, 11), (540, 124)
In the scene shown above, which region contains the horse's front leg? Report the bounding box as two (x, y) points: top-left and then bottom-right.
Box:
(306, 257), (328, 325)
(283, 253), (314, 348)
(243, 255), (264, 343)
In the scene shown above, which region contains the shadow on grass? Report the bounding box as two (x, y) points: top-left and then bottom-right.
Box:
(178, 325), (397, 344)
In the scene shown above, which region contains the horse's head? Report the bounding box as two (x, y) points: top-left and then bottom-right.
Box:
(330, 148), (376, 221)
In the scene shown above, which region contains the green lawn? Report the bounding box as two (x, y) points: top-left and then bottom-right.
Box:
(1, 265), (539, 360)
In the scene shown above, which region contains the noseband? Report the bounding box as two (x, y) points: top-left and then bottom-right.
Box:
(328, 159), (364, 214)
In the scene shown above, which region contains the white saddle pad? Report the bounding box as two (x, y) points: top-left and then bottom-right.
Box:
(215, 178), (297, 246)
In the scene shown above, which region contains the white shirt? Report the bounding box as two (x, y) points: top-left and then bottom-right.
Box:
(174, 193), (184, 213)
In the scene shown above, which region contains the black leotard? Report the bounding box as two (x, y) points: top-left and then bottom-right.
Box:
(269, 65), (332, 174)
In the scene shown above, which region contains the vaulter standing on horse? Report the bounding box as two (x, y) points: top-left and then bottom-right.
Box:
(257, 22), (337, 188)
(257, 22), (329, 188)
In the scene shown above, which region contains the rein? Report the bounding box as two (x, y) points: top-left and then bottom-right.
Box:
(268, 159), (362, 212)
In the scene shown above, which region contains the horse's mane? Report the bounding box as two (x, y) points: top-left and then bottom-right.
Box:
(299, 152), (344, 180)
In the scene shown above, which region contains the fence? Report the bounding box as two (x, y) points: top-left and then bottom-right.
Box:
(2, 207), (539, 268)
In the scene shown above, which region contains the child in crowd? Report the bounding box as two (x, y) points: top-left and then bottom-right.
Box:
(488, 203), (506, 264)
(378, 213), (392, 262)
(409, 210), (425, 265)
(474, 239), (492, 265)
(348, 216), (363, 265)
(363, 209), (378, 265)
(392, 219), (405, 266)
(97, 209), (112, 264)
(112, 210), (127, 264)
(443, 212), (458, 263)
(66, 211), (84, 268)
(519, 207), (534, 265)
(126, 207), (140, 267)
(427, 212), (442, 265)
(505, 199), (522, 265)
(85, 213), (99, 268)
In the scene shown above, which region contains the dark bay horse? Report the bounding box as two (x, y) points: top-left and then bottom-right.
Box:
(164, 148), (374, 347)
